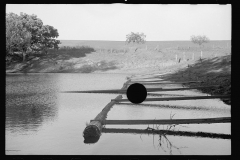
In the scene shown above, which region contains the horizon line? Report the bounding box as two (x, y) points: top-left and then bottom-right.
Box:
(58, 39), (231, 41)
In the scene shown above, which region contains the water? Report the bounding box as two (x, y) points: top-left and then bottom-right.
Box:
(6, 73), (231, 155)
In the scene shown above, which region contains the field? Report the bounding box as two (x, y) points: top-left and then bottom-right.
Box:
(6, 40), (231, 74)
(59, 40), (230, 50)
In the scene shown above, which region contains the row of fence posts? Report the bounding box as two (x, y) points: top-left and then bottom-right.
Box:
(176, 51), (222, 62)
(175, 51), (205, 63)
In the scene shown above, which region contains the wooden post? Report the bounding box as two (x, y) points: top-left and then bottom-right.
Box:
(22, 52), (26, 62)
(183, 52), (185, 61)
(102, 117), (231, 125)
(128, 81), (202, 85)
(192, 52), (194, 60)
(113, 95), (231, 102)
(62, 86), (221, 94)
(83, 80), (130, 139)
(129, 80), (202, 83)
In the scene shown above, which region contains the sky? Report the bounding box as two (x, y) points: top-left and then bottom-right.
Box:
(6, 4), (231, 41)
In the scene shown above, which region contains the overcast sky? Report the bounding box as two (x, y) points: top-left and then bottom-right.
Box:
(6, 4), (231, 41)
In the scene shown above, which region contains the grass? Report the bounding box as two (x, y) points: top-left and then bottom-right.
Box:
(47, 45), (95, 59)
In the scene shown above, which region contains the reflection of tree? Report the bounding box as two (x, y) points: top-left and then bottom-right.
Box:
(148, 112), (187, 154)
(102, 113), (231, 154)
(6, 92), (58, 133)
(146, 125), (187, 155)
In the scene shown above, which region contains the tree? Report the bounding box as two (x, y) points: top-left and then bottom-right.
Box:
(18, 12), (60, 53)
(6, 13), (32, 61)
(126, 32), (146, 44)
(191, 35), (210, 47)
(6, 12), (61, 62)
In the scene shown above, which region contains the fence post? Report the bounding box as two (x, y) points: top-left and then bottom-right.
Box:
(192, 53), (194, 60)
(183, 52), (185, 61)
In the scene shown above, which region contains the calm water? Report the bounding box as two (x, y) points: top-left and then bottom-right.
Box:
(6, 73), (231, 155)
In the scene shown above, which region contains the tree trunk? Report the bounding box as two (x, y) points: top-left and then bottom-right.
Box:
(22, 52), (26, 62)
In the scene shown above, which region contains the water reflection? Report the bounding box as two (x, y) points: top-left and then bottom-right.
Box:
(117, 102), (212, 111)
(116, 102), (231, 113)
(84, 136), (100, 144)
(102, 127), (230, 155)
(102, 128), (231, 139)
(6, 73), (230, 155)
(6, 102), (57, 133)
(6, 74), (58, 134)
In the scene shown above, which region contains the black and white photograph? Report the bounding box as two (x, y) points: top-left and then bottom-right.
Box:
(6, 4), (231, 155)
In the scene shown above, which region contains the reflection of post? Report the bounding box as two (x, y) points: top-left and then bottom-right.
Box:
(102, 128), (231, 139)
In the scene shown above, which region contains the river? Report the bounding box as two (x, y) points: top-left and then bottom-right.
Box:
(6, 73), (231, 155)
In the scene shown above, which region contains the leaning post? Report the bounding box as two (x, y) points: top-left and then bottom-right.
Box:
(83, 79), (130, 142)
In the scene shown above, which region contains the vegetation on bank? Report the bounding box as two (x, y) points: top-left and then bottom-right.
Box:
(6, 12), (60, 62)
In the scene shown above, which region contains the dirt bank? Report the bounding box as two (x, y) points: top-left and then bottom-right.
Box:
(160, 55), (231, 105)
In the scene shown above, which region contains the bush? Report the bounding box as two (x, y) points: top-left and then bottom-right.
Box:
(47, 45), (95, 56)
